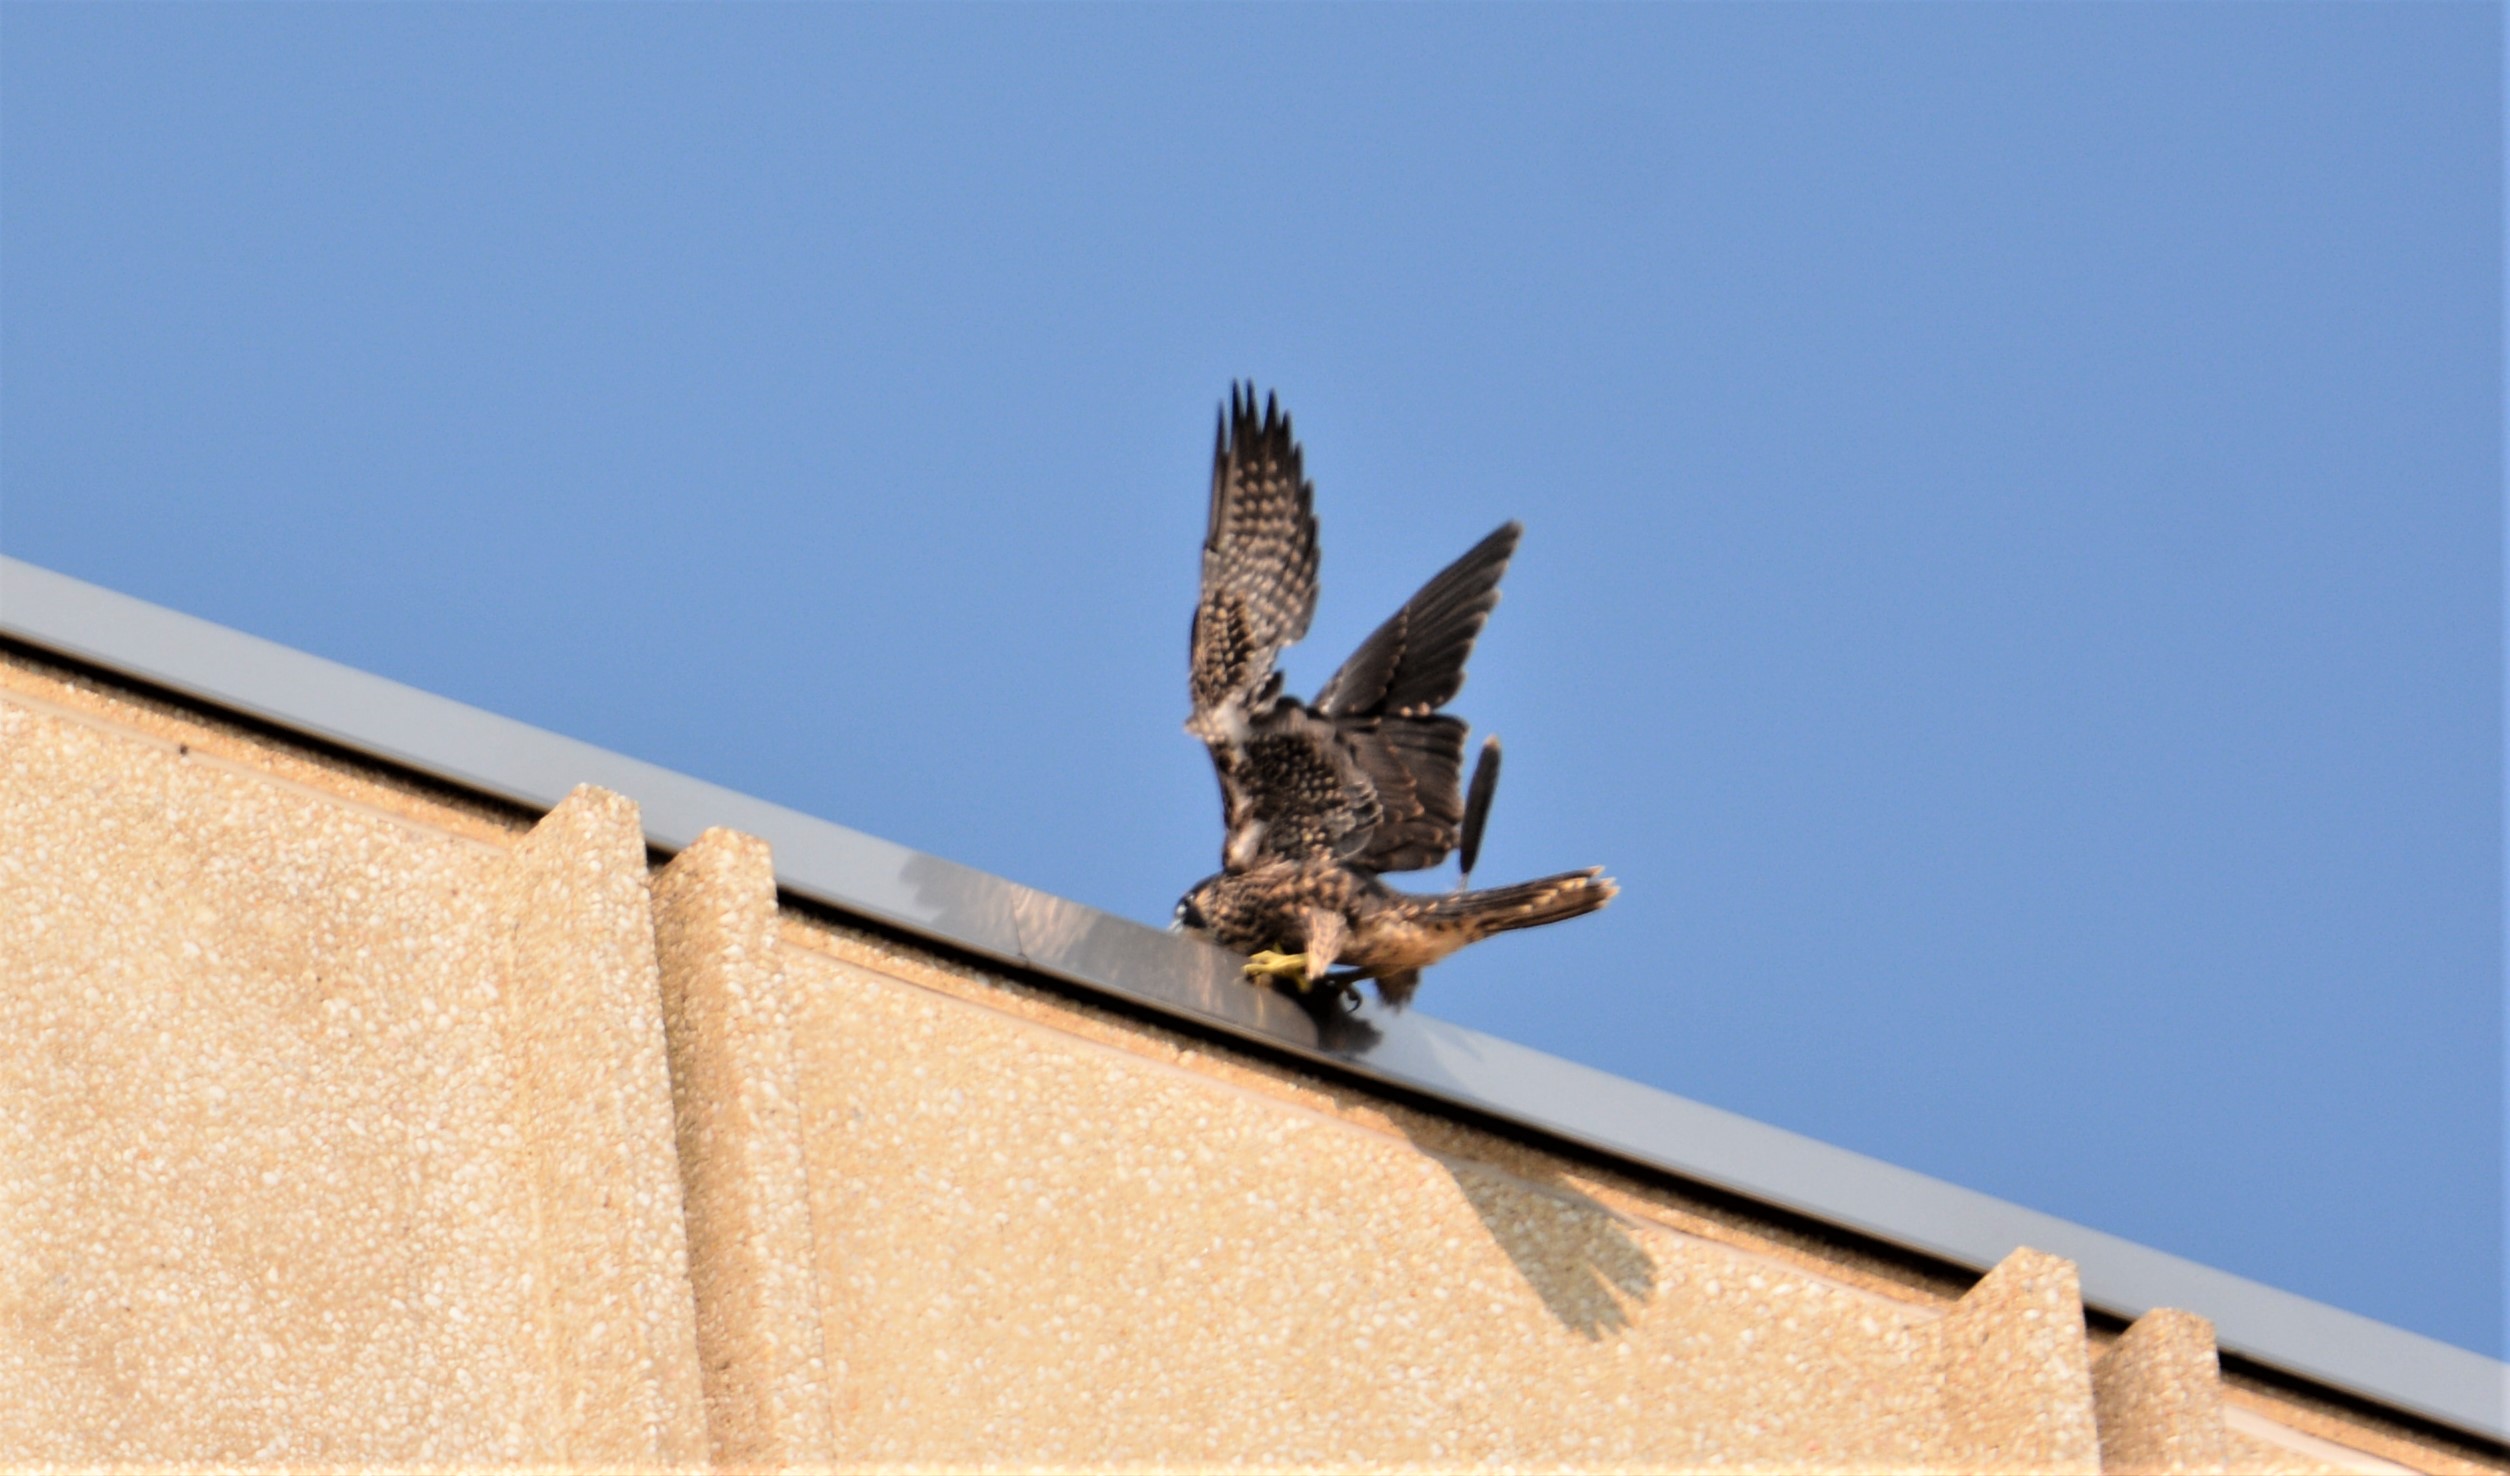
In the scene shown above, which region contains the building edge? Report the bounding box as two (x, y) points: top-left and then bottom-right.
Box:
(2, 553), (2501, 1449)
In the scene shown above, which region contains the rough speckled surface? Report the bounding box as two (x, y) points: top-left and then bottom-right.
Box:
(0, 650), (2494, 1474)
(1, 690), (549, 1463)
(785, 937), (1941, 1470)
(2094, 1309), (2227, 1474)
(651, 830), (834, 1470)
(1934, 1247), (2102, 1473)
(499, 787), (708, 1467)
(2224, 1405), (2424, 1475)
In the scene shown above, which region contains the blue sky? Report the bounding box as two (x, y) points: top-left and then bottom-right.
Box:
(3, 5), (2498, 1358)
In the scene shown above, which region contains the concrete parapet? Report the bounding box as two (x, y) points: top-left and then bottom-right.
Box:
(0, 653), (2483, 1474)
(1936, 1246), (2104, 1473)
(496, 786), (708, 1467)
(2094, 1309), (2227, 1475)
(649, 829), (835, 1470)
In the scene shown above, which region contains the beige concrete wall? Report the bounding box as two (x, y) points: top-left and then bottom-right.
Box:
(1, 663), (701, 1467)
(0, 649), (2493, 1475)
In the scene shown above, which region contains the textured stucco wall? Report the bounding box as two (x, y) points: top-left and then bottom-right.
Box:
(0, 649), (2490, 1475)
(782, 923), (1945, 1469)
(1, 667), (702, 1466)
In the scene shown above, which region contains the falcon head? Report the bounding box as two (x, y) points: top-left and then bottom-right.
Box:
(1171, 875), (1223, 936)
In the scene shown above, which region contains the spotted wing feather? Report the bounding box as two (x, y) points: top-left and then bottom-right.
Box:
(1226, 705), (1384, 869)
(1187, 386), (1373, 871)
(1189, 385), (1318, 730)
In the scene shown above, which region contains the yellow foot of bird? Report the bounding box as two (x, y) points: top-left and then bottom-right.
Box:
(1241, 950), (1312, 985)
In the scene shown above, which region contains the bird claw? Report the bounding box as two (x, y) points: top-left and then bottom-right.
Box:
(1241, 949), (1313, 985)
(1323, 973), (1369, 1012)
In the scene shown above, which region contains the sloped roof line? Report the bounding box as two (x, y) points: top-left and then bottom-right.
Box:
(3, 554), (2501, 1445)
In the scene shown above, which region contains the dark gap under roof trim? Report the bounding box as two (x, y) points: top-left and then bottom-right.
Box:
(4, 555), (2502, 1446)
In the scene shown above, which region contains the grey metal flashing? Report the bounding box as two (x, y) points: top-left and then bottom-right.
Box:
(5, 553), (2504, 1447)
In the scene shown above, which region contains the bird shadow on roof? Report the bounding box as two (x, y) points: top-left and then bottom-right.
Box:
(1282, 977), (1386, 1055)
(894, 850), (1653, 1335)
(1396, 1120), (1660, 1340)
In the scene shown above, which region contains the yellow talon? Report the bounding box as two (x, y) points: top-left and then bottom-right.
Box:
(1241, 949), (1311, 984)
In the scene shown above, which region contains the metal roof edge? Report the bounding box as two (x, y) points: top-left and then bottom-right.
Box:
(5, 554), (2503, 1446)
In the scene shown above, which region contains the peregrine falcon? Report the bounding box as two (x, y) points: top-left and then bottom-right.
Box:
(1173, 385), (1616, 1008)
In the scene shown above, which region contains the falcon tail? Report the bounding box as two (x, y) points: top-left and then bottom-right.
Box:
(1430, 867), (1617, 941)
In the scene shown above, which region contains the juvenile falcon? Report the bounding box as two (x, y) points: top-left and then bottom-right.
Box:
(1172, 385), (1616, 1008)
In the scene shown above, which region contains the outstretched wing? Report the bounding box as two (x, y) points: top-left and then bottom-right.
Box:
(1189, 386), (1369, 869)
(1188, 385), (1318, 733)
(1319, 522), (1520, 721)
(1315, 522), (1521, 873)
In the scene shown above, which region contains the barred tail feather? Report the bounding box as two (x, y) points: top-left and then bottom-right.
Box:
(1434, 867), (1616, 941)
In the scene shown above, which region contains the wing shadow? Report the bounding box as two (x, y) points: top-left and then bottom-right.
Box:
(892, 851), (1645, 1335)
(1399, 1123), (1658, 1340)
(1293, 982), (1654, 1336)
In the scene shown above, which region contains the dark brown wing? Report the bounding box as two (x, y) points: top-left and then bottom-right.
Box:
(1222, 704), (1385, 870)
(1188, 385), (1318, 734)
(1333, 715), (1466, 873)
(1318, 522), (1520, 720)
(1314, 522), (1520, 873)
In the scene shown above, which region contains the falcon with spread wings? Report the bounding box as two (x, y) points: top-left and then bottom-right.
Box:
(1172, 385), (1615, 1007)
